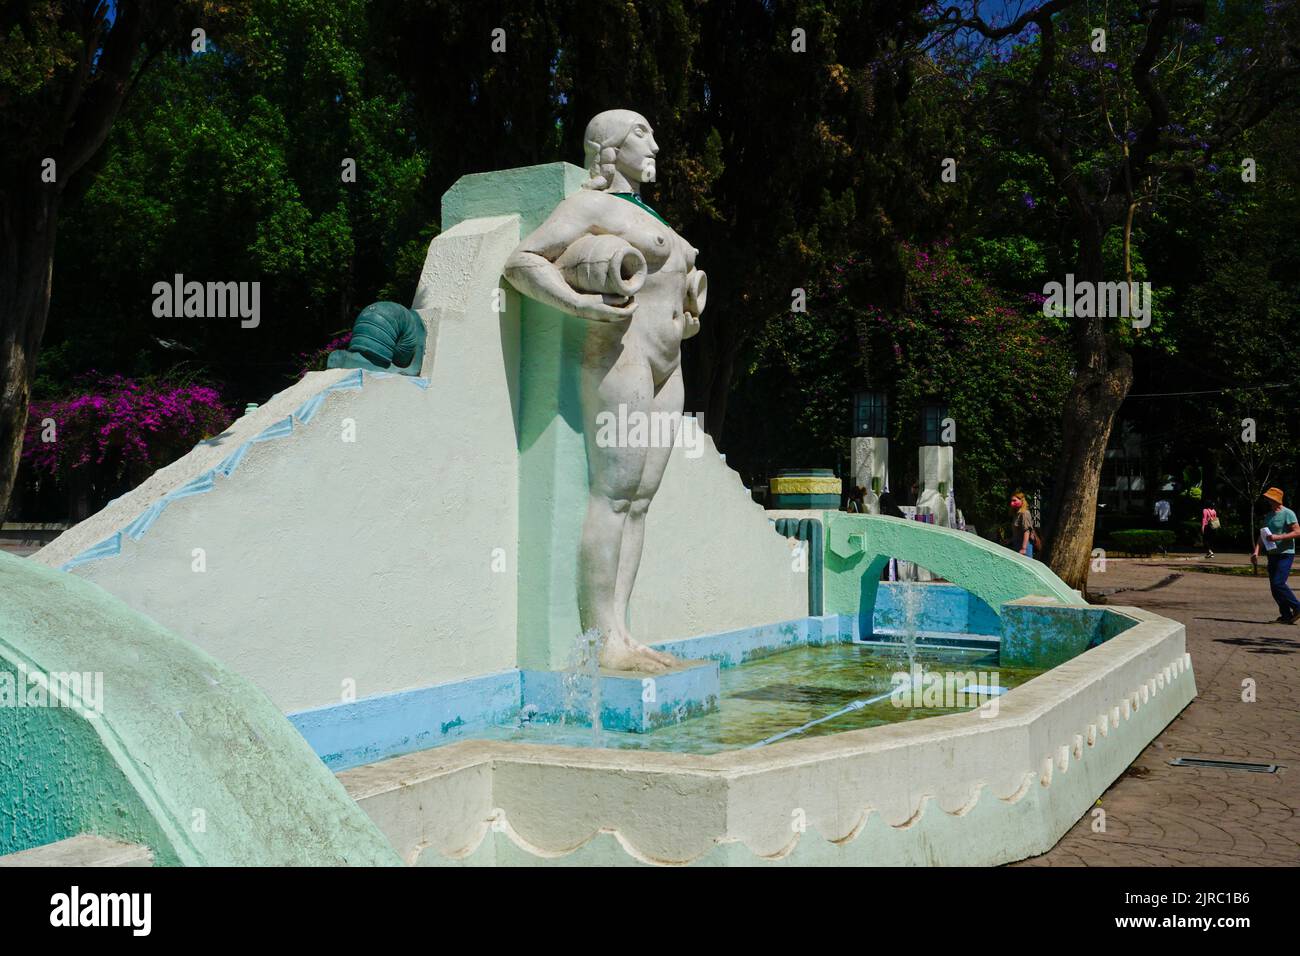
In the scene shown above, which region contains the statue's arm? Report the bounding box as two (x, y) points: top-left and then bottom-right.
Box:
(504, 194), (637, 323)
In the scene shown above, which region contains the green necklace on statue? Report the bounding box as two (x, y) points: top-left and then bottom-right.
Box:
(610, 192), (669, 227)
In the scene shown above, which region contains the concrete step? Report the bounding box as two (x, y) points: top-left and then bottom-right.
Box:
(0, 834), (153, 867)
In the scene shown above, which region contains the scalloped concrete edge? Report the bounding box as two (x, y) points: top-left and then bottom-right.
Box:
(340, 606), (1193, 866)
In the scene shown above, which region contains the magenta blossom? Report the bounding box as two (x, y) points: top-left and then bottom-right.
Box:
(22, 374), (233, 483)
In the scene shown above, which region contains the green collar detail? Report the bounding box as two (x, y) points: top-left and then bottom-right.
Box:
(610, 191), (669, 227)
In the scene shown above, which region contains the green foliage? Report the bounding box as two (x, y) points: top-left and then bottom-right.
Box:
(0, 3), (80, 100)
(1109, 529), (1176, 556)
(40, 0), (429, 400)
(15, 0), (1298, 545)
(730, 241), (1072, 532)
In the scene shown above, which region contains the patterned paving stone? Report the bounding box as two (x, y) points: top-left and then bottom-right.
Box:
(1014, 558), (1300, 867)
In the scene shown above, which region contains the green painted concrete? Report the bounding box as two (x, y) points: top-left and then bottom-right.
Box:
(444, 163), (593, 670)
(442, 162), (588, 235)
(515, 294), (591, 670)
(772, 518), (824, 615)
(821, 512), (1083, 636)
(0, 551), (400, 865)
(1000, 600), (1139, 669)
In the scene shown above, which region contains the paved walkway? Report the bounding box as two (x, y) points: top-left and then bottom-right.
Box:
(1017, 555), (1299, 866)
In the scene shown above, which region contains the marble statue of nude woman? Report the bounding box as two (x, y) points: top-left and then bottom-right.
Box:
(504, 109), (707, 674)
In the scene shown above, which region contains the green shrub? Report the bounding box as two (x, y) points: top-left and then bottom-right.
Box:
(1110, 529), (1176, 555)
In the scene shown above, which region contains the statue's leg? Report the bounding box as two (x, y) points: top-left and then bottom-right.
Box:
(578, 492), (633, 644)
(578, 354), (674, 671)
(611, 367), (684, 654)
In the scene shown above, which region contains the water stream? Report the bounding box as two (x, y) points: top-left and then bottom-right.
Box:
(897, 577), (924, 671)
(559, 627), (606, 746)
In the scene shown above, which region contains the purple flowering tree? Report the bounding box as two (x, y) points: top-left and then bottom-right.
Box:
(19, 374), (232, 520)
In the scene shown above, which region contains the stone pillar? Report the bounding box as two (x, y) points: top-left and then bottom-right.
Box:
(850, 437), (889, 513)
(916, 445), (954, 528)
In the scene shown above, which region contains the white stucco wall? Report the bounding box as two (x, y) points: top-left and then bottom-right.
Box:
(35, 215), (524, 712)
(632, 424), (808, 642)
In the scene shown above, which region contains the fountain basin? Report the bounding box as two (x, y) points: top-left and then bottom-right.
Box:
(338, 604), (1192, 866)
(289, 583), (1145, 770)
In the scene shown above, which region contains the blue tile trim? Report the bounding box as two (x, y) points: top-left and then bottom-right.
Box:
(289, 670), (522, 771)
(59, 370), (379, 574)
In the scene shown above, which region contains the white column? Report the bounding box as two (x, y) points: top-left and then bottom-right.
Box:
(850, 437), (889, 513)
(917, 445), (954, 528)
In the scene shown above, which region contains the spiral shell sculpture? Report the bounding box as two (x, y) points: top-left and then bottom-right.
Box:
(327, 301), (427, 375)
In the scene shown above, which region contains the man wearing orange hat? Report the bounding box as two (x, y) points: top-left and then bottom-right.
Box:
(1253, 487), (1300, 624)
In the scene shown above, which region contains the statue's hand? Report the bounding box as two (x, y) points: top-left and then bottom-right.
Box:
(574, 293), (637, 323)
(681, 311), (701, 340)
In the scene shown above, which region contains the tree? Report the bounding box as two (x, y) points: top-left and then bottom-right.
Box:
(38, 0), (429, 404)
(924, 0), (1300, 589)
(728, 241), (1072, 530)
(0, 0), (244, 519)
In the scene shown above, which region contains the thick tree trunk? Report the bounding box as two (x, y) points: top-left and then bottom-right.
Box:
(0, 2), (156, 520)
(1042, 226), (1134, 592)
(1045, 354), (1132, 591)
(0, 191), (61, 521)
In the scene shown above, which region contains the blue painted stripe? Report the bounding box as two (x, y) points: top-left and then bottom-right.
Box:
(651, 614), (852, 668)
(286, 616), (854, 765)
(873, 582), (999, 636)
(214, 442), (251, 477)
(293, 393), (327, 425)
(61, 532), (123, 571)
(288, 670), (522, 771)
(122, 501), (167, 541)
(164, 469), (216, 499)
(58, 371), (373, 575)
(250, 417), (294, 443)
(329, 369), (364, 391)
(521, 660), (720, 733)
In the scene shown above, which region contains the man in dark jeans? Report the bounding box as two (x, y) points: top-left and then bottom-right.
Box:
(1253, 487), (1300, 624)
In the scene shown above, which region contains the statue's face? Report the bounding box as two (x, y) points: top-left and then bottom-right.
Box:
(614, 116), (659, 185)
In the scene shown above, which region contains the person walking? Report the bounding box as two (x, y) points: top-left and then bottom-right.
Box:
(1252, 487), (1300, 625)
(1201, 500), (1220, 559)
(1009, 491), (1037, 558)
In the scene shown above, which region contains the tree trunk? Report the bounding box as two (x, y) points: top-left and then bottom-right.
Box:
(1046, 355), (1133, 591)
(0, 191), (61, 521)
(1042, 223), (1134, 593)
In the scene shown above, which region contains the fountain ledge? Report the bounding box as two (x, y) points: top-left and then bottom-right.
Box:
(337, 607), (1195, 866)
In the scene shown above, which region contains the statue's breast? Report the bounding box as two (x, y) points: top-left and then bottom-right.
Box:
(617, 222), (674, 272)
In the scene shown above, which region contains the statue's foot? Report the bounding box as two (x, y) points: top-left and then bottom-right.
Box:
(598, 630), (681, 674)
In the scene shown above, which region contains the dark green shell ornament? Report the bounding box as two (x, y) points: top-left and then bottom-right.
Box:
(327, 301), (426, 375)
